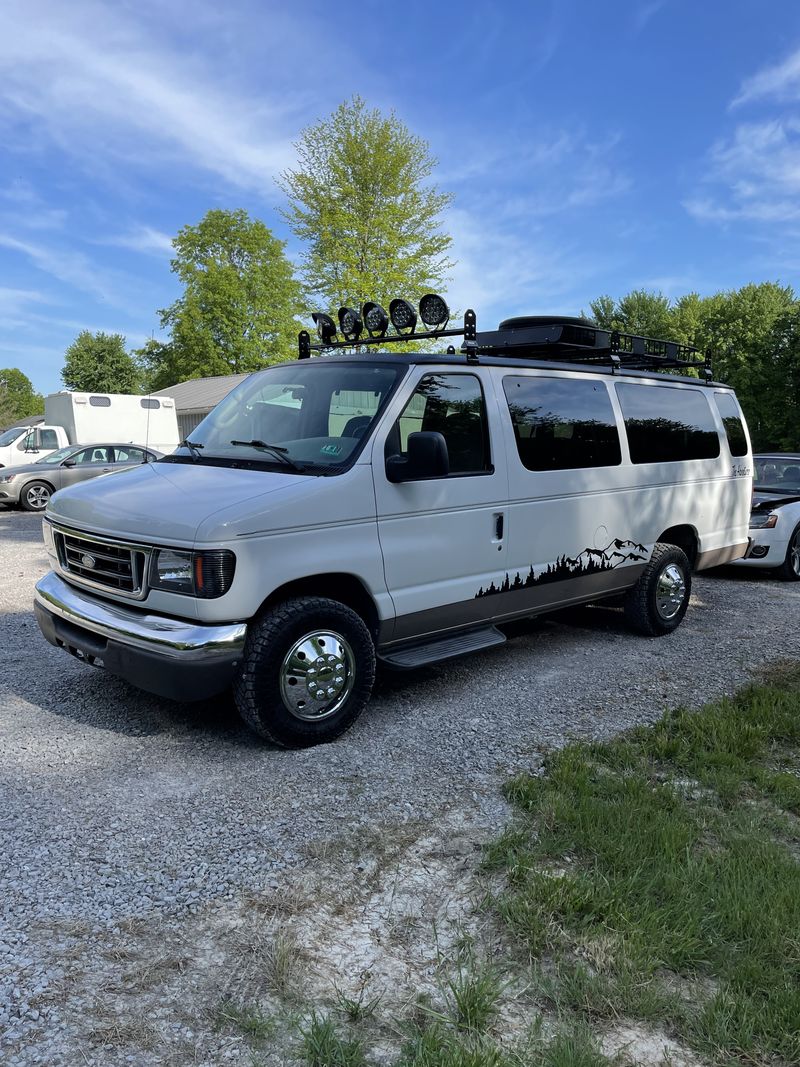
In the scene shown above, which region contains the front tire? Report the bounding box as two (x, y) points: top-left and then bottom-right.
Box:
(21, 481), (53, 512)
(234, 596), (376, 747)
(624, 543), (691, 636)
(777, 523), (800, 581)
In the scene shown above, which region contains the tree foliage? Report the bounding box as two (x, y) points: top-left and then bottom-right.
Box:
(279, 95), (454, 316)
(584, 283), (800, 451)
(0, 367), (44, 425)
(62, 332), (140, 393)
(148, 209), (303, 389)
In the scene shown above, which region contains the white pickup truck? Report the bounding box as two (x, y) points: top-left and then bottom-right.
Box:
(0, 391), (179, 467)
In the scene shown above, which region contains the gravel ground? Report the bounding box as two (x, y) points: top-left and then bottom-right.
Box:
(1, 507), (798, 1065)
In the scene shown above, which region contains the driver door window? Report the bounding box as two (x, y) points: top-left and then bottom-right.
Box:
(388, 373), (491, 475)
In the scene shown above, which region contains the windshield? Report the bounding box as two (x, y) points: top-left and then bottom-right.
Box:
(167, 361), (403, 473)
(0, 427), (25, 447)
(754, 456), (800, 493)
(35, 446), (76, 465)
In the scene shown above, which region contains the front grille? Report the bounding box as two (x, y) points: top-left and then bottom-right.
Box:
(54, 528), (148, 598)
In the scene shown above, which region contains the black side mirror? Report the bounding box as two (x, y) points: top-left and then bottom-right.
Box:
(386, 431), (449, 483)
(62, 459), (76, 468)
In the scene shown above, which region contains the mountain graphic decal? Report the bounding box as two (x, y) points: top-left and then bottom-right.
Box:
(476, 539), (649, 599)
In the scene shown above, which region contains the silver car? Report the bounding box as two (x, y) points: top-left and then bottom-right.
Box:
(0, 443), (162, 512)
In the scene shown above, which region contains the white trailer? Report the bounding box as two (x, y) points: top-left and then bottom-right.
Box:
(0, 392), (180, 467)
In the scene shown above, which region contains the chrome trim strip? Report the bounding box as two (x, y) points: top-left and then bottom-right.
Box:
(34, 571), (247, 661)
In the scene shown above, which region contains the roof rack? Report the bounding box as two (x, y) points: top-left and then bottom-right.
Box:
(299, 304), (712, 379)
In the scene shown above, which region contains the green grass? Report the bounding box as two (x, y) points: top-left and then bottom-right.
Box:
(302, 1013), (368, 1067)
(215, 999), (278, 1041)
(485, 663), (800, 1065)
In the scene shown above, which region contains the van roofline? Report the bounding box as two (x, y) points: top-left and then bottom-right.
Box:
(274, 350), (732, 389)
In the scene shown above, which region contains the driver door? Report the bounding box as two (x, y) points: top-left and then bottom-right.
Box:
(58, 446), (114, 489)
(372, 370), (510, 643)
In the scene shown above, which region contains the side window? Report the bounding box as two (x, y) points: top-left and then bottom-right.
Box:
(89, 395), (111, 407)
(17, 432), (35, 451)
(388, 374), (491, 475)
(39, 429), (59, 449)
(72, 446), (111, 465)
(114, 447), (144, 463)
(502, 376), (621, 471)
(714, 392), (748, 457)
(616, 384), (720, 464)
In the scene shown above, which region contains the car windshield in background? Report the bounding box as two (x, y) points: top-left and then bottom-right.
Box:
(35, 447), (76, 465)
(167, 362), (403, 473)
(754, 457), (800, 493)
(0, 428), (24, 447)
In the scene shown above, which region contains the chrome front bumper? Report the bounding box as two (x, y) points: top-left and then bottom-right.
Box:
(34, 570), (247, 701)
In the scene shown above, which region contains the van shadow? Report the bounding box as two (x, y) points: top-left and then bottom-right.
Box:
(2, 608), (259, 745)
(0, 509), (47, 543)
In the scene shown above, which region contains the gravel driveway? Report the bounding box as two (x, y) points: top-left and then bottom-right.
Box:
(1, 508), (798, 1066)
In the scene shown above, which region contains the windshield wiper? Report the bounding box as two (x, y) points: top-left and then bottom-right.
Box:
(179, 439), (204, 462)
(230, 440), (305, 471)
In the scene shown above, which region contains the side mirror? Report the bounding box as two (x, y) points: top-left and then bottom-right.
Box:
(386, 431), (449, 483)
(62, 459), (76, 468)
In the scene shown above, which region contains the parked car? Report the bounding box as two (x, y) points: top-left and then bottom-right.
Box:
(33, 308), (752, 747)
(0, 443), (161, 512)
(734, 453), (800, 580)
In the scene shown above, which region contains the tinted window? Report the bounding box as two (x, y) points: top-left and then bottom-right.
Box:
(616, 384), (720, 464)
(140, 398), (160, 409)
(388, 374), (490, 475)
(714, 393), (748, 457)
(89, 396), (112, 407)
(502, 376), (621, 471)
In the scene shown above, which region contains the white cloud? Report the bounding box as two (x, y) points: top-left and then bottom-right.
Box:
(98, 226), (174, 257)
(685, 119), (800, 224)
(732, 47), (800, 107)
(0, 233), (136, 309)
(0, 0), (308, 194)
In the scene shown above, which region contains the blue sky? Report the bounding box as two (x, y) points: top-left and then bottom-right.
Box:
(3, 0), (800, 396)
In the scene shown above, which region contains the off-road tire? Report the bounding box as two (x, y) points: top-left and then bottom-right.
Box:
(234, 596), (376, 747)
(623, 543), (691, 636)
(777, 522), (800, 581)
(20, 480), (53, 512)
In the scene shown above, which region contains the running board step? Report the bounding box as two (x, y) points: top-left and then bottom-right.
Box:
(379, 626), (506, 670)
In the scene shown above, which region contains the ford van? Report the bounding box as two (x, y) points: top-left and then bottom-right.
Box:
(33, 308), (752, 746)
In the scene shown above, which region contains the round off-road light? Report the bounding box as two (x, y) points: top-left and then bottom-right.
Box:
(312, 312), (338, 345)
(389, 298), (418, 335)
(362, 301), (389, 338)
(337, 306), (363, 342)
(419, 293), (450, 329)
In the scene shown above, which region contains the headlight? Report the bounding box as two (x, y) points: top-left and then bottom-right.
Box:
(149, 548), (236, 598)
(0, 474), (16, 483)
(749, 512), (778, 529)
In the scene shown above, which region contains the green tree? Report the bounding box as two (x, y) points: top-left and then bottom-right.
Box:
(587, 289), (673, 338)
(0, 367), (44, 422)
(62, 332), (140, 393)
(153, 209), (302, 387)
(279, 95), (454, 317)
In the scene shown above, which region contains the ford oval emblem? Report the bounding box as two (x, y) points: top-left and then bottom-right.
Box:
(81, 554), (97, 569)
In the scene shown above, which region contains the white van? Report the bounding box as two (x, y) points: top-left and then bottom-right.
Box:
(33, 312), (752, 747)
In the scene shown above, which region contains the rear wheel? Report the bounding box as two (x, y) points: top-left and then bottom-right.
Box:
(234, 596), (376, 747)
(777, 523), (800, 581)
(21, 481), (53, 512)
(624, 543), (691, 636)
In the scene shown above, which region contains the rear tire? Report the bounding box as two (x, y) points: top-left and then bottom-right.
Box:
(624, 543), (691, 636)
(234, 596), (376, 747)
(777, 523), (800, 581)
(21, 481), (53, 512)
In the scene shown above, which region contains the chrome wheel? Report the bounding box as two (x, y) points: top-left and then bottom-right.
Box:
(789, 529), (800, 578)
(279, 630), (355, 722)
(655, 563), (686, 620)
(25, 484), (51, 510)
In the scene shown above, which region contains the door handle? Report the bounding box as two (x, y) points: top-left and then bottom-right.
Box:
(494, 513), (504, 540)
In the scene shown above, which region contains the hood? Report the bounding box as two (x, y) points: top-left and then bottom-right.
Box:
(0, 459), (60, 476)
(47, 460), (308, 544)
(752, 489), (800, 510)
